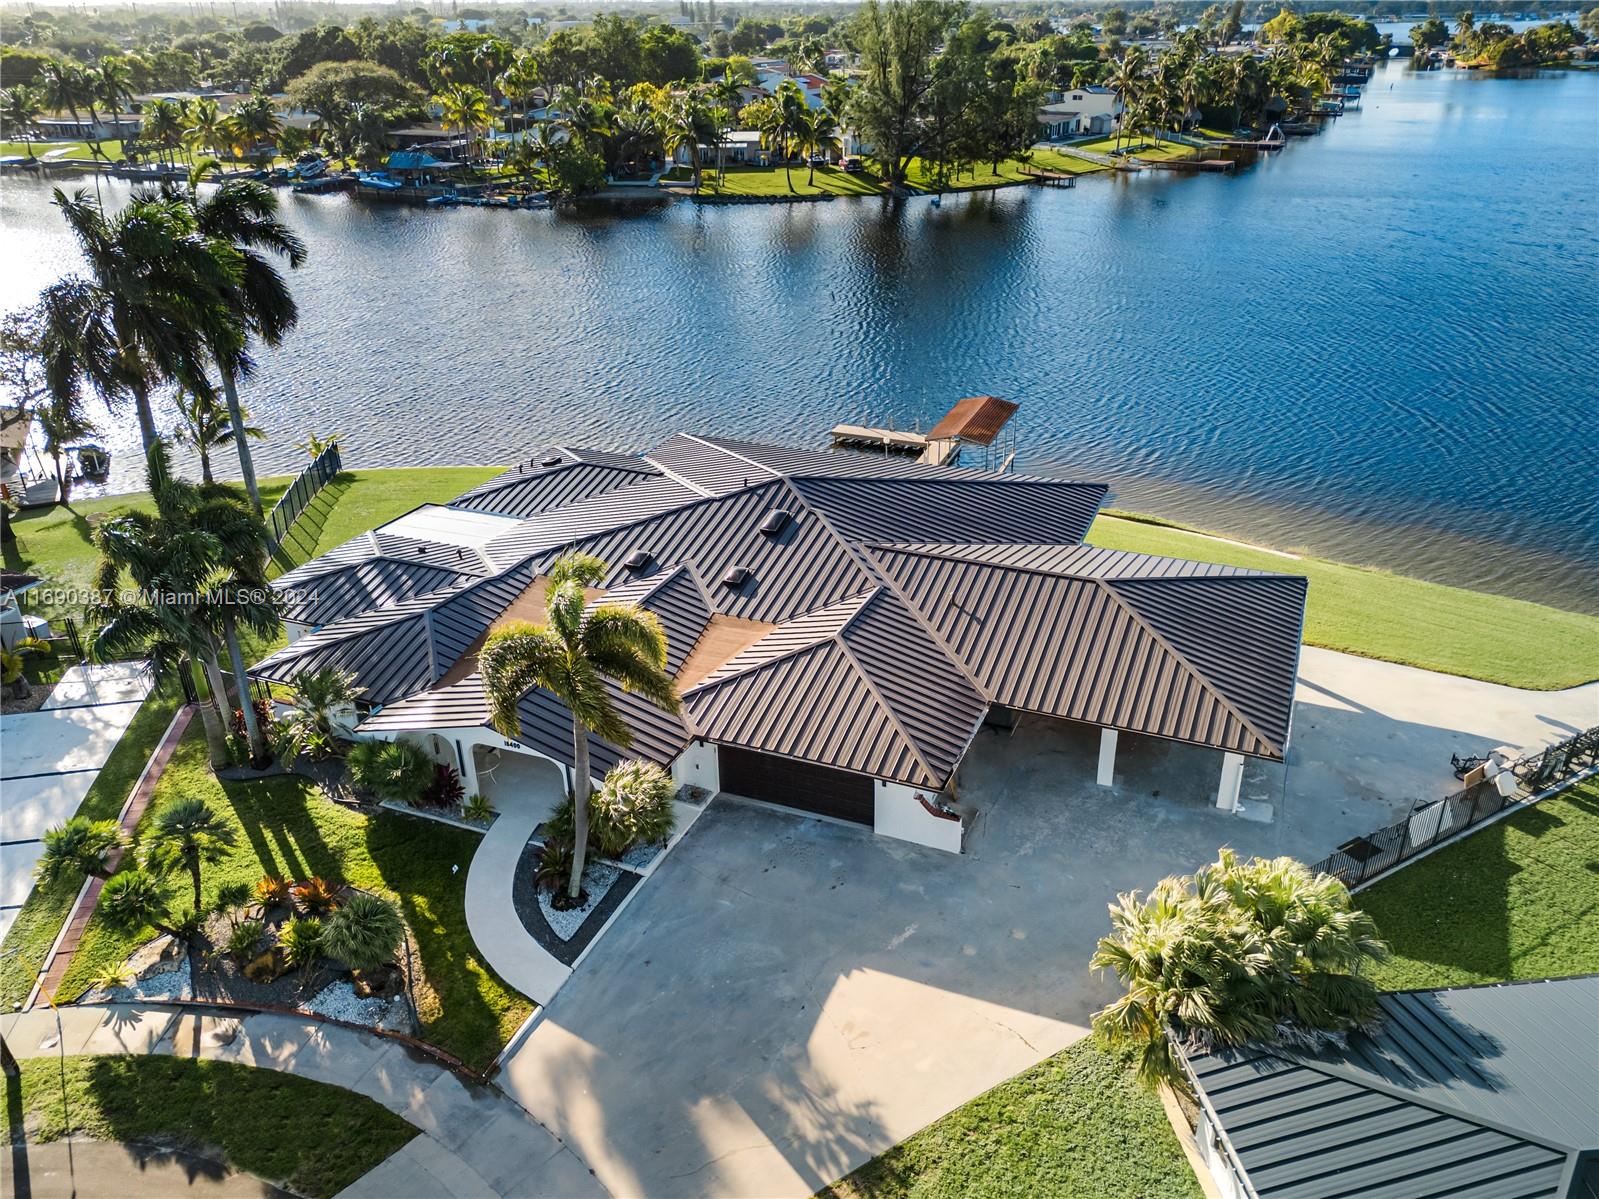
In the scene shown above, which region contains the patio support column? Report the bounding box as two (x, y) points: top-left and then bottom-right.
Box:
(1216, 752), (1245, 812)
(1096, 728), (1118, 787)
(457, 740), (480, 796)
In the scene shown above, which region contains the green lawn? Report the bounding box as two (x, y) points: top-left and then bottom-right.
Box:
(0, 689), (183, 1010)
(54, 727), (533, 1069)
(689, 163), (887, 197)
(7, 1055), (415, 1198)
(1360, 781), (1599, 991)
(6, 466), (497, 623)
(1088, 513), (1599, 690)
(0, 139), (126, 161)
(1069, 135), (1200, 163)
(820, 1039), (1201, 1199)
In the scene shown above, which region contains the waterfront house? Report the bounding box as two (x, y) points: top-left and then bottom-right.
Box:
(1036, 86), (1122, 139)
(36, 114), (142, 142)
(1181, 976), (1599, 1199)
(254, 433), (1305, 855)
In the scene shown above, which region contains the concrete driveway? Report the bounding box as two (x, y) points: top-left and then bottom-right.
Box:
(495, 649), (1598, 1198)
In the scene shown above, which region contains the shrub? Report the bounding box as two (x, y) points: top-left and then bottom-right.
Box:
(227, 919), (266, 963)
(34, 816), (124, 884)
(214, 881), (253, 927)
(99, 870), (173, 933)
(462, 793), (494, 823)
(280, 916), (323, 969)
(590, 760), (677, 856)
(90, 963), (135, 992)
(323, 893), (404, 972)
(533, 838), (574, 893)
(231, 696), (275, 742)
(346, 739), (433, 803)
(419, 763), (465, 810)
(291, 876), (342, 915)
(256, 874), (292, 906)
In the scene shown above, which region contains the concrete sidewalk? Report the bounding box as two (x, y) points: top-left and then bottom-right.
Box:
(0, 1004), (608, 1199)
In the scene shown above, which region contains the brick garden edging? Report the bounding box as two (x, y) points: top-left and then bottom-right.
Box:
(27, 703), (195, 1008)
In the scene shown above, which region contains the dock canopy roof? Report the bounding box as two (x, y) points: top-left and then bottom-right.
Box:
(262, 432), (1308, 786)
(925, 395), (1019, 445)
(1182, 976), (1599, 1199)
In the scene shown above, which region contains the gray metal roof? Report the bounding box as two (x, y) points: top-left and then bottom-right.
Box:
(451, 451), (657, 519)
(870, 544), (1304, 758)
(1183, 977), (1599, 1199)
(683, 589), (986, 788)
(275, 558), (476, 626)
(259, 432), (1308, 777)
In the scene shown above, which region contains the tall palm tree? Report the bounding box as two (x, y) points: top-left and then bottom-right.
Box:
(436, 83), (493, 160)
(1091, 849), (1386, 1088)
(142, 99), (185, 168)
(42, 188), (240, 455)
(142, 797), (236, 914)
(660, 95), (711, 189)
(774, 80), (811, 191)
(480, 553), (681, 902)
(1109, 47), (1147, 153)
(183, 97), (224, 161)
(157, 159), (305, 516)
(3, 293), (98, 500)
(230, 95), (282, 166)
(1, 85), (44, 156)
(797, 107), (841, 185)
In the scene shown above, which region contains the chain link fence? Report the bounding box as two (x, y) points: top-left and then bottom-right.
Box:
(1311, 724), (1599, 889)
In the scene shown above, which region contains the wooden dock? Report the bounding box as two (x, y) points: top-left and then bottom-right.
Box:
(1019, 166), (1076, 188)
(1144, 157), (1236, 173)
(829, 424), (929, 457)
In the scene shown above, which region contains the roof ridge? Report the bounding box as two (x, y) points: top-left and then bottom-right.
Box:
(830, 605), (940, 787)
(679, 432), (783, 484)
(1095, 577), (1281, 756)
(681, 591), (874, 696)
(869, 541), (1282, 584)
(778, 478), (990, 698)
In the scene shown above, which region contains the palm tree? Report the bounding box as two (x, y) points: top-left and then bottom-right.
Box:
(4, 293), (97, 500)
(172, 387), (262, 483)
(796, 107), (841, 185)
(479, 553), (681, 902)
(142, 98), (185, 168)
(230, 94), (282, 166)
(436, 83), (493, 160)
(1091, 849), (1386, 1088)
(142, 797), (236, 914)
(99, 869), (181, 937)
(42, 188), (241, 455)
(774, 80), (811, 191)
(277, 665), (363, 761)
(323, 892), (404, 972)
(660, 95), (711, 189)
(95, 56), (134, 147)
(1109, 48), (1147, 153)
(162, 159), (307, 516)
(1, 85), (44, 156)
(183, 97), (224, 162)
(550, 80), (616, 155)
(35, 816), (123, 884)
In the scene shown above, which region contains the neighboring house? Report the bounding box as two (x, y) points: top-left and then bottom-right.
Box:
(253, 432), (1306, 855)
(671, 130), (768, 167)
(1036, 85), (1123, 139)
(1181, 976), (1599, 1199)
(754, 68), (824, 108)
(35, 114), (142, 142)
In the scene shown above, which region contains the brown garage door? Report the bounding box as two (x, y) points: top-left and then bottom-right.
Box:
(718, 747), (874, 826)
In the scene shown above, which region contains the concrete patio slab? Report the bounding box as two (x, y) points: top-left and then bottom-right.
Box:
(0, 771), (96, 843)
(1, 697), (143, 776)
(39, 661), (152, 710)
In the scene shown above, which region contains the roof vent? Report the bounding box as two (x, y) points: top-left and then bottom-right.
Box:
(720, 566), (751, 590)
(539, 453), (563, 468)
(759, 509), (791, 537)
(624, 549), (653, 572)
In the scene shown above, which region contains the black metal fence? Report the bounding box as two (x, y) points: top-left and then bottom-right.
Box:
(1311, 725), (1599, 889)
(266, 444), (342, 551)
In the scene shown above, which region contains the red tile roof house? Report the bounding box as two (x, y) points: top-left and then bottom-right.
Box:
(254, 434), (1306, 854)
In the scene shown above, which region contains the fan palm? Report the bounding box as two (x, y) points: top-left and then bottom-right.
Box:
(35, 816), (123, 884)
(323, 892), (404, 972)
(142, 797), (236, 914)
(158, 159), (306, 516)
(660, 95), (712, 189)
(1091, 849), (1386, 1088)
(277, 664), (363, 761)
(183, 97), (224, 161)
(479, 553), (681, 901)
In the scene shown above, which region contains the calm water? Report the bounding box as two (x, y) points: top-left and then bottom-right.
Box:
(3, 63), (1597, 612)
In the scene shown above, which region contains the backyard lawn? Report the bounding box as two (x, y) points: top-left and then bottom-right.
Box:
(1359, 780), (1599, 991)
(53, 727), (534, 1069)
(1089, 512), (1599, 690)
(820, 1038), (1201, 1199)
(1068, 134), (1201, 163)
(686, 163), (886, 197)
(0, 139), (126, 160)
(8, 1054), (415, 1198)
(0, 689), (183, 1009)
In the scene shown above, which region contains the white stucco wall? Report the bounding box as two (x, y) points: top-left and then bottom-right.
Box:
(671, 739), (720, 796)
(873, 780), (963, 854)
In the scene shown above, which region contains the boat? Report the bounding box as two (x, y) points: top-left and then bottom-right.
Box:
(356, 172), (404, 192)
(71, 444), (111, 478)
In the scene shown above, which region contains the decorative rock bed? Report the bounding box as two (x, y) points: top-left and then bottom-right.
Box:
(537, 862), (623, 940)
(303, 980), (414, 1032)
(511, 845), (641, 967)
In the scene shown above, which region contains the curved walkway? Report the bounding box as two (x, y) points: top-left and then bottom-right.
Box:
(1, 1003), (606, 1199)
(465, 798), (572, 1004)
